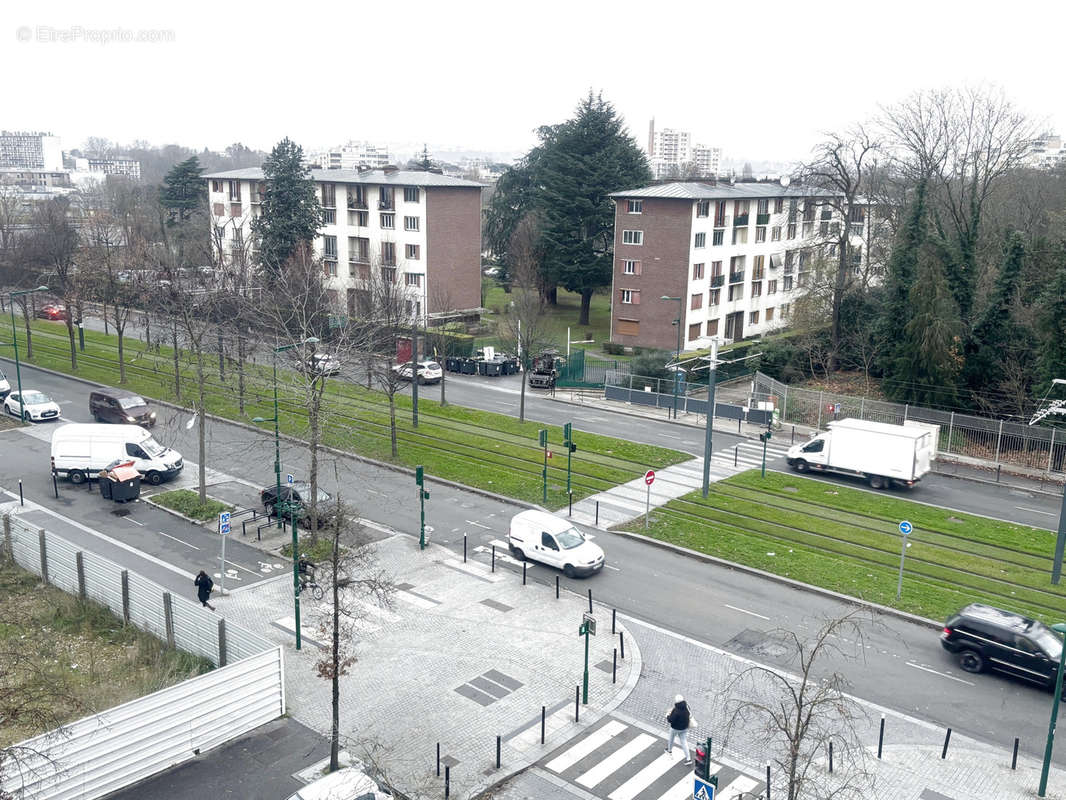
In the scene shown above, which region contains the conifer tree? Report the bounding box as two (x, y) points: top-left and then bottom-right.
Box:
(252, 138), (323, 277)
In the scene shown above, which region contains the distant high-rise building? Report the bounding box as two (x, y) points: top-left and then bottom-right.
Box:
(80, 156), (142, 180)
(0, 131), (62, 171)
(309, 140), (392, 171)
(646, 119), (721, 179)
(1026, 133), (1066, 169)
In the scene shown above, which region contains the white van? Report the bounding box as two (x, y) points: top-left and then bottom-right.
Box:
(508, 510), (605, 578)
(51, 423), (183, 486)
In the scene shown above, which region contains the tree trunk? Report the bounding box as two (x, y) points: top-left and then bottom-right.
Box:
(388, 394), (398, 457)
(579, 289), (593, 327)
(102, 305), (109, 335)
(117, 327), (126, 384)
(308, 385), (321, 534)
(145, 313), (151, 349)
(237, 336), (246, 414)
(172, 322), (181, 400)
(217, 330), (225, 380)
(197, 359), (207, 503)
(519, 360), (527, 422)
(21, 304), (32, 360)
(65, 317), (77, 370)
(329, 534), (341, 772)
(439, 369), (446, 406)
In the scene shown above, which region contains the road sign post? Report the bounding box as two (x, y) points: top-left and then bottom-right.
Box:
(540, 429), (549, 503)
(564, 422), (577, 497)
(759, 429), (772, 478)
(897, 520), (913, 599)
(416, 465), (431, 551)
(580, 613), (595, 704)
(644, 470), (655, 530)
(218, 511), (231, 593)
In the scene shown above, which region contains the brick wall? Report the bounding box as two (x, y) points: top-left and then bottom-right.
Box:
(426, 187), (482, 313)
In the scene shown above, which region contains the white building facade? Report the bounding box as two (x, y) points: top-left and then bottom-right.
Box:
(205, 167), (483, 320)
(308, 141), (392, 171)
(646, 120), (721, 179)
(0, 131), (62, 171)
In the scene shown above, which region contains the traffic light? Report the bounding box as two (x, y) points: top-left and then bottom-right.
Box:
(563, 422), (577, 452)
(416, 465), (429, 499)
(759, 430), (772, 443)
(539, 429), (548, 447)
(694, 742), (711, 780)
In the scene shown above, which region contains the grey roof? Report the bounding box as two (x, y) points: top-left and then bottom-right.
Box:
(609, 182), (832, 200)
(203, 167), (483, 188)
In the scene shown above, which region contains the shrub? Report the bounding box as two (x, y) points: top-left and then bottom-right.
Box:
(151, 489), (232, 522)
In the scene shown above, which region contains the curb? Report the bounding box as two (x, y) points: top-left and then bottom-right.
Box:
(606, 527), (943, 631)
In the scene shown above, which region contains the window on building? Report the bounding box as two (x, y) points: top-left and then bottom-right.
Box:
(212, 203), (224, 217)
(781, 302), (791, 317)
(732, 227), (748, 245)
(688, 322), (702, 340)
(712, 229), (724, 246)
(349, 186), (368, 209)
(707, 318), (719, 336)
(211, 180), (222, 193)
(403, 187), (420, 203)
(350, 210), (369, 227)
(771, 226), (781, 241)
(774, 197), (784, 214)
(616, 318), (640, 337)
(350, 263), (370, 281)
(803, 222), (813, 237)
(230, 203), (242, 217)
(755, 226), (766, 243)
(711, 260), (723, 277)
(323, 209), (335, 224)
(757, 198), (769, 215)
(787, 222), (797, 240)
(380, 213), (395, 229)
(749, 310), (760, 325)
(622, 230), (644, 245)
(695, 232), (706, 248)
(692, 262), (705, 280)
(622, 259), (640, 275)
(783, 275), (794, 291)
(709, 288), (720, 305)
(766, 307), (775, 321)
(404, 216), (420, 231)
(406, 243), (420, 260)
(405, 272), (422, 287)
(820, 221), (830, 236)
(803, 202), (816, 222)
(323, 235), (338, 258)
(620, 288), (640, 304)
(691, 292), (703, 310)
(727, 284), (743, 301)
(696, 199), (710, 218)
(349, 236), (369, 262)
(323, 261), (337, 277)
(382, 241), (396, 266)
(752, 255), (765, 280)
(228, 180), (241, 201)
(381, 266), (397, 283)
(321, 183), (336, 208)
(820, 206), (832, 221)
(768, 279), (777, 294)
(714, 200), (727, 227)
(379, 187), (394, 210)
(627, 199), (643, 214)
(750, 281), (762, 297)
(734, 199), (750, 217)
(729, 255), (745, 278)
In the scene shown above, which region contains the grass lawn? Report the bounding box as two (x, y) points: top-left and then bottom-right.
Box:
(632, 469), (1062, 623)
(151, 489), (233, 522)
(481, 282), (613, 354)
(14, 319), (687, 508)
(0, 559), (212, 747)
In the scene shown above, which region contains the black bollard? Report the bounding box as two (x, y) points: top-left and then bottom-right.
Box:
(463, 534), (467, 563)
(828, 740), (833, 773)
(436, 742), (440, 777)
(52, 471), (59, 498)
(588, 588), (592, 614)
(595, 501), (599, 526)
(491, 544), (496, 572)
(522, 561), (527, 585)
(541, 706), (546, 745)
(575, 686), (580, 722)
(612, 648), (617, 684)
(766, 763), (771, 799)
(444, 765), (450, 799)
(619, 630), (625, 660)
(556, 575), (559, 599)
(877, 715), (885, 759)
(612, 608), (616, 634)
(1012, 737), (1019, 770)
(18, 479), (23, 506)
(496, 735), (501, 769)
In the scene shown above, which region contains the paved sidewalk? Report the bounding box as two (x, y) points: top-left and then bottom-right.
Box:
(217, 534), (640, 800)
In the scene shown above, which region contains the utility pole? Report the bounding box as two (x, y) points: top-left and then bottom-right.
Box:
(701, 338), (719, 498)
(411, 322), (419, 429)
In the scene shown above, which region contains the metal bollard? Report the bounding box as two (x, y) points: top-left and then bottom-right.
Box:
(463, 534), (467, 563)
(496, 735), (501, 769)
(444, 765), (450, 798)
(734, 445), (739, 467)
(53, 471), (59, 498)
(877, 715), (885, 759)
(437, 742), (441, 776)
(941, 728), (951, 759)
(612, 648), (617, 684)
(828, 740), (833, 773)
(1011, 737), (1019, 769)
(588, 588), (592, 613)
(556, 575), (559, 599)
(575, 686), (580, 722)
(491, 544), (495, 572)
(18, 479), (23, 506)
(619, 630), (625, 660)
(541, 706), (546, 744)
(766, 763), (771, 799)
(611, 608), (616, 634)
(522, 561), (527, 585)
(791, 424), (795, 444)
(568, 491), (573, 517)
(997, 464), (1002, 482)
(595, 501), (599, 526)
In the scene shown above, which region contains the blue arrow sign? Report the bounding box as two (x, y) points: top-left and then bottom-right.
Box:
(899, 520), (913, 535)
(693, 777), (716, 800)
(287, 474), (295, 485)
(219, 511), (231, 535)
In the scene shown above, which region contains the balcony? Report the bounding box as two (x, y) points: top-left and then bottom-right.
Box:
(378, 199), (395, 211)
(752, 270), (765, 281)
(710, 274), (724, 288)
(756, 213), (770, 225)
(733, 214), (749, 227)
(729, 271), (745, 284)
(347, 197), (368, 210)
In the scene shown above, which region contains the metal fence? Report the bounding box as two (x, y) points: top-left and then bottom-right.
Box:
(605, 370), (773, 426)
(752, 371), (1066, 475)
(1, 512), (285, 800)
(557, 349), (631, 388)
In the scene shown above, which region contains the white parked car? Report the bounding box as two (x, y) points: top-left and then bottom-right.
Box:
(285, 766), (390, 800)
(307, 353), (342, 376)
(392, 360), (443, 384)
(5, 389), (61, 422)
(509, 510), (605, 577)
(0, 368), (9, 398)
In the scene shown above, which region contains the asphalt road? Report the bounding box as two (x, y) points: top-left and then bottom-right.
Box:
(1, 362), (1061, 767)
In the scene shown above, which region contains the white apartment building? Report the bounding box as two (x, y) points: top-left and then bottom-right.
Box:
(0, 131), (62, 171)
(308, 141), (391, 171)
(646, 119), (721, 179)
(204, 167), (483, 320)
(609, 182), (871, 352)
(83, 156), (142, 180)
(1026, 133), (1066, 169)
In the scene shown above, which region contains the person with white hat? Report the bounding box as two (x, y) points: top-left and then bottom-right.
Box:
(665, 694), (696, 764)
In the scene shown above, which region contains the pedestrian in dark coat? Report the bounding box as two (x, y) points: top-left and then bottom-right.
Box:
(195, 570), (215, 610)
(665, 694), (694, 764)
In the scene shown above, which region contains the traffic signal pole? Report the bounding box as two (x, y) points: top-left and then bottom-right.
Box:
(416, 465), (430, 550)
(539, 429), (548, 504)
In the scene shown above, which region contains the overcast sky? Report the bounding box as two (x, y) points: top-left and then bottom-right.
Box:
(4, 0), (1064, 164)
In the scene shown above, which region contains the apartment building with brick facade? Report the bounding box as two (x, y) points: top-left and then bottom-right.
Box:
(608, 182), (869, 351)
(204, 167), (483, 320)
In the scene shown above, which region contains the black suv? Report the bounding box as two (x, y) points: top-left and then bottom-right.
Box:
(941, 603), (1063, 690)
(260, 482), (333, 528)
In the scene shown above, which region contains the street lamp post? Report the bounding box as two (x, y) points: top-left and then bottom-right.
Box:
(701, 338), (719, 498)
(251, 336), (318, 652)
(1039, 622), (1066, 796)
(660, 296), (683, 419)
(8, 286), (49, 423)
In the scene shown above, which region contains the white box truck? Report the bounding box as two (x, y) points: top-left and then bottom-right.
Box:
(785, 418), (937, 489)
(51, 423), (183, 486)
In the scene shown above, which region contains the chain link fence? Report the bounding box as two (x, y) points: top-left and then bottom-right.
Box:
(752, 371), (1066, 476)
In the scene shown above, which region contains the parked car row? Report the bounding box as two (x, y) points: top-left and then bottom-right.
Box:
(392, 360), (442, 384)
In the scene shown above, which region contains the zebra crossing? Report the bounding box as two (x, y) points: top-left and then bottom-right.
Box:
(709, 439), (791, 472)
(538, 716), (764, 800)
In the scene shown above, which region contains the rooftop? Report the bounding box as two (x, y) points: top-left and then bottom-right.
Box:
(610, 181), (831, 200)
(203, 167), (483, 188)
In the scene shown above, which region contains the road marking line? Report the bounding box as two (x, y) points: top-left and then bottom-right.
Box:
(724, 603), (770, 620)
(652, 771), (695, 800)
(577, 732), (657, 788)
(1016, 506), (1056, 516)
(224, 559), (260, 576)
(546, 720), (627, 773)
(466, 520), (492, 530)
(605, 564), (620, 571)
(157, 531), (199, 550)
(125, 516), (144, 526)
(905, 661), (975, 685)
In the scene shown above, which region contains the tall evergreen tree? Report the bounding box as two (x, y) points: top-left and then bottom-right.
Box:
(876, 179), (928, 376)
(1036, 245), (1066, 390)
(892, 242), (963, 407)
(159, 156), (205, 224)
(251, 138), (323, 277)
